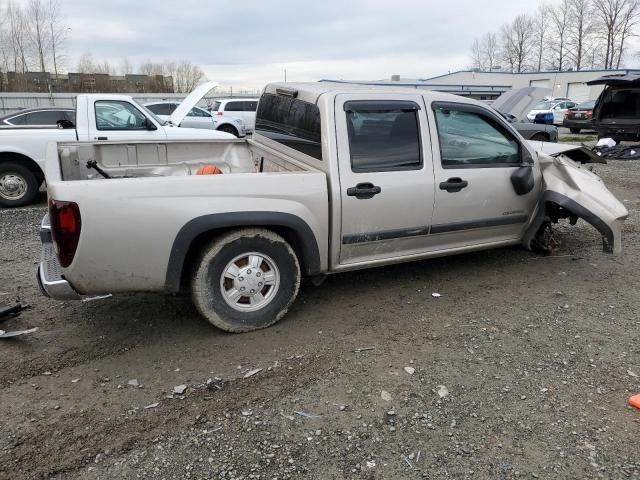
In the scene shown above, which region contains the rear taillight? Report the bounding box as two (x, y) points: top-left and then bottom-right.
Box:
(586, 110), (593, 117)
(216, 111), (223, 116)
(49, 200), (81, 268)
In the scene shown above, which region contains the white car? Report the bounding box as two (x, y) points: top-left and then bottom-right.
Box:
(209, 98), (259, 132)
(527, 100), (578, 125)
(145, 102), (246, 137)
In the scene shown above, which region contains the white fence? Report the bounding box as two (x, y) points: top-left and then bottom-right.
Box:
(0, 91), (261, 115)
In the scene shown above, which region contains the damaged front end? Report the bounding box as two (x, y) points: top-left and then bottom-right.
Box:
(523, 150), (628, 255)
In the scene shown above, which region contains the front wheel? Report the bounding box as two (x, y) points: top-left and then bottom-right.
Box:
(191, 228), (301, 332)
(0, 162), (39, 208)
(217, 124), (238, 137)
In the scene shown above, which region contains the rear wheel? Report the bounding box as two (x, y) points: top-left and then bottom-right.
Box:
(218, 124), (239, 137)
(530, 133), (548, 142)
(569, 128), (581, 134)
(0, 162), (39, 208)
(191, 228), (301, 333)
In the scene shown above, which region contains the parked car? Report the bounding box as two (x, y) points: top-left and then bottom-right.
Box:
(562, 100), (596, 133)
(527, 100), (577, 125)
(37, 82), (627, 333)
(0, 81), (233, 207)
(209, 98), (259, 132)
(0, 107), (76, 127)
(144, 102), (246, 137)
(587, 73), (640, 141)
(491, 87), (558, 142)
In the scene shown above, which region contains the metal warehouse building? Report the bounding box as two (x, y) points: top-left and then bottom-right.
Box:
(321, 69), (640, 102)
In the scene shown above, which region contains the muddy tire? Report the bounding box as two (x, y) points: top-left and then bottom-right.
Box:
(0, 162), (39, 208)
(191, 228), (300, 333)
(218, 124), (238, 137)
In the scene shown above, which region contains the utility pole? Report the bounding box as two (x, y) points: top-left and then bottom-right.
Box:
(284, 69), (287, 82)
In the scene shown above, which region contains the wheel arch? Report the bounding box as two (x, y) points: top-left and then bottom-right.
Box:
(165, 212), (321, 292)
(0, 151), (44, 182)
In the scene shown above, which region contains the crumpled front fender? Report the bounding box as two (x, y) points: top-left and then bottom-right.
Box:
(523, 153), (628, 255)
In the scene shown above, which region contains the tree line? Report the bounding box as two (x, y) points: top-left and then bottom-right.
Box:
(0, 0), (206, 93)
(471, 0), (640, 72)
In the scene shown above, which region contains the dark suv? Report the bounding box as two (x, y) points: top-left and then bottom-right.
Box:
(588, 73), (640, 141)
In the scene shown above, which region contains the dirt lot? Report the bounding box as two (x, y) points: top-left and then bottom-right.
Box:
(1, 160), (639, 480)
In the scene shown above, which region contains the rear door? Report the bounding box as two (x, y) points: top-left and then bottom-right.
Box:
(336, 94), (436, 265)
(427, 100), (540, 249)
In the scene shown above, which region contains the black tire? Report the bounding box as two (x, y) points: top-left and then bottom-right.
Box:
(0, 162), (39, 208)
(569, 128), (581, 134)
(191, 228), (301, 333)
(218, 124), (238, 137)
(530, 133), (548, 142)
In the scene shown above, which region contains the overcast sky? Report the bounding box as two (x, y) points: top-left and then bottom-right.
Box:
(61, 0), (629, 90)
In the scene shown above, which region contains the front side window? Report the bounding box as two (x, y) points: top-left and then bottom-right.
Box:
(188, 107), (210, 117)
(433, 103), (520, 168)
(95, 100), (149, 130)
(255, 93), (322, 160)
(345, 100), (422, 172)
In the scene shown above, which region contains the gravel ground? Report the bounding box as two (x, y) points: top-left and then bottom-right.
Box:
(0, 160), (639, 480)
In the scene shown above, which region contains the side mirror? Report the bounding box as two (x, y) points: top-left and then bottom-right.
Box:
(144, 118), (158, 131)
(511, 164), (535, 195)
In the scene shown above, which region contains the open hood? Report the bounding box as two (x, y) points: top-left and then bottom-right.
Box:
(168, 80), (219, 126)
(586, 73), (640, 86)
(491, 87), (550, 122)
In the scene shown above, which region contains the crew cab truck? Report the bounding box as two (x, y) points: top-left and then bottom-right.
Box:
(0, 81), (232, 207)
(38, 82), (628, 333)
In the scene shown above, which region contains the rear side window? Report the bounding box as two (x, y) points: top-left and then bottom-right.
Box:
(345, 100), (422, 172)
(147, 103), (175, 116)
(25, 110), (68, 125)
(6, 113), (27, 125)
(245, 101), (258, 111)
(255, 93), (322, 160)
(224, 102), (243, 112)
(433, 103), (520, 168)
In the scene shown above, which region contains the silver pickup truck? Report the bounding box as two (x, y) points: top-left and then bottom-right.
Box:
(38, 82), (628, 332)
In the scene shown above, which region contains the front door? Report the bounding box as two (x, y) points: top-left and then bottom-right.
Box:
(89, 100), (165, 141)
(336, 94), (436, 265)
(427, 101), (540, 249)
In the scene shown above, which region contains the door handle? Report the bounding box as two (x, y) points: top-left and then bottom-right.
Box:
(439, 177), (468, 193)
(347, 182), (382, 199)
(96, 136), (108, 141)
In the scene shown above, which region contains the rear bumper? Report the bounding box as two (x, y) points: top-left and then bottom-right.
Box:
(37, 214), (81, 300)
(562, 118), (593, 129)
(596, 124), (640, 140)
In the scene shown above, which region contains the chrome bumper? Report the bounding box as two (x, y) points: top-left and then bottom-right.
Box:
(37, 214), (81, 300)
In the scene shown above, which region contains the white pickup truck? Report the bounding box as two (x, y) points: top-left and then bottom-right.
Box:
(0, 81), (232, 207)
(38, 82), (628, 333)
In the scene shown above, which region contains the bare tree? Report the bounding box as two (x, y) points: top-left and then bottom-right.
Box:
(173, 60), (205, 93)
(139, 60), (165, 76)
(27, 0), (49, 73)
(593, 0), (627, 68)
(120, 57), (132, 75)
(548, 0), (571, 70)
(614, 0), (640, 67)
(471, 37), (484, 70)
(94, 60), (115, 75)
(567, 0), (596, 70)
(532, 4), (551, 71)
(48, 0), (66, 79)
(77, 52), (95, 73)
(7, 2), (32, 73)
(501, 15), (535, 72)
(482, 32), (500, 71)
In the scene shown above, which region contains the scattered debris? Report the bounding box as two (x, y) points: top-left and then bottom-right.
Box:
(279, 412), (295, 421)
(0, 303), (28, 321)
(353, 347), (375, 353)
(293, 410), (321, 418)
(416, 450), (421, 463)
(627, 369), (638, 378)
(243, 368), (262, 379)
(0, 327), (38, 339)
(431, 292), (442, 298)
(144, 403), (159, 409)
(403, 455), (413, 467)
(81, 294), (113, 303)
(381, 390), (393, 402)
(366, 460), (376, 468)
(404, 366), (415, 375)
(437, 385), (449, 398)
(127, 379), (139, 387)
(71, 378), (80, 383)
(173, 384), (187, 395)
(629, 393), (640, 410)
(593, 142), (640, 160)
(596, 137), (616, 148)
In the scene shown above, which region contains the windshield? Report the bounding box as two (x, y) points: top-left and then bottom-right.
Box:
(141, 106), (167, 126)
(533, 101), (553, 110)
